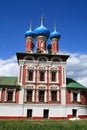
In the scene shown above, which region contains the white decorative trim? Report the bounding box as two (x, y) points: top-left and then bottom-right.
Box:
(44, 90), (47, 102)
(0, 88), (2, 101)
(38, 70), (47, 83)
(71, 90), (81, 102)
(26, 66), (36, 83)
(49, 68), (59, 84)
(32, 90), (35, 102)
(36, 90), (39, 102)
(37, 85), (47, 90)
(24, 89), (27, 102)
(25, 85), (35, 89)
(49, 85), (59, 90)
(57, 91), (60, 101)
(13, 89), (16, 102)
(4, 88), (7, 101)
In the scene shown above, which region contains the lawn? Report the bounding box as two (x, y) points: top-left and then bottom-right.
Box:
(0, 119), (87, 130)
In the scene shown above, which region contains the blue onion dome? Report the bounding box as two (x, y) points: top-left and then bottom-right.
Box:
(50, 23), (61, 39)
(25, 22), (35, 38)
(34, 17), (50, 38)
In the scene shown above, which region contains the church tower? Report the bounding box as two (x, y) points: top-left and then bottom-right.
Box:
(34, 17), (50, 53)
(16, 17), (69, 119)
(50, 23), (61, 54)
(25, 22), (35, 53)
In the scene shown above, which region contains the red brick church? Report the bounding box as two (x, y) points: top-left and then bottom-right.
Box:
(0, 18), (87, 120)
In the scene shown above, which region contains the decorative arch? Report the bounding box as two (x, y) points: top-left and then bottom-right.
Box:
(51, 57), (62, 62)
(23, 55), (35, 61)
(37, 56), (48, 61)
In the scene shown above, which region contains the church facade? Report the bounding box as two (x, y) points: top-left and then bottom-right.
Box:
(0, 18), (87, 120)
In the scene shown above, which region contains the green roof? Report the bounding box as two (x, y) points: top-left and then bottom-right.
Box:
(0, 77), (19, 87)
(66, 78), (87, 89)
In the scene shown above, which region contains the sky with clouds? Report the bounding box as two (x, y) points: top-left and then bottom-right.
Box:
(0, 0), (87, 86)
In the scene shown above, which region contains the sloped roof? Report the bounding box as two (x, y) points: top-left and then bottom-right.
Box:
(66, 78), (87, 89)
(0, 77), (19, 87)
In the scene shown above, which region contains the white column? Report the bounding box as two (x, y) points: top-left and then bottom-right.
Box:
(44, 90), (47, 102)
(32, 90), (35, 102)
(13, 89), (16, 102)
(57, 70), (59, 83)
(36, 90), (39, 102)
(61, 87), (66, 105)
(77, 92), (81, 102)
(4, 88), (7, 101)
(62, 64), (66, 86)
(24, 89), (27, 102)
(19, 87), (24, 104)
(49, 90), (51, 101)
(71, 91), (73, 102)
(0, 88), (2, 101)
(57, 90), (59, 101)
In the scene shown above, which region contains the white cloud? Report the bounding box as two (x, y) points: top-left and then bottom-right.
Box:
(66, 52), (87, 87)
(0, 53), (87, 87)
(0, 56), (18, 76)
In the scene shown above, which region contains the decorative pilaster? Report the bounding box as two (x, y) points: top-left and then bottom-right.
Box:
(32, 90), (35, 102)
(0, 88), (2, 101)
(24, 89), (27, 102)
(44, 90), (47, 102)
(4, 88), (7, 102)
(13, 89), (16, 102)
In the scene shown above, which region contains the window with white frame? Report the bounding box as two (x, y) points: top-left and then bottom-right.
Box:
(28, 71), (33, 81)
(51, 91), (57, 101)
(27, 90), (33, 102)
(4, 89), (16, 102)
(39, 90), (45, 102)
(7, 91), (13, 102)
(49, 67), (59, 83)
(49, 86), (60, 102)
(39, 71), (45, 81)
(51, 72), (56, 81)
(71, 91), (81, 102)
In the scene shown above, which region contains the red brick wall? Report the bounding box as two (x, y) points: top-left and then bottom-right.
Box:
(66, 89), (87, 105)
(80, 91), (87, 105)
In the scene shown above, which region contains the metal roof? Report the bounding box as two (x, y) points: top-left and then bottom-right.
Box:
(66, 78), (87, 89)
(0, 77), (19, 87)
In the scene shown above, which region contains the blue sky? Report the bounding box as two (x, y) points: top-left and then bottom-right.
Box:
(0, 0), (87, 59)
(0, 0), (87, 86)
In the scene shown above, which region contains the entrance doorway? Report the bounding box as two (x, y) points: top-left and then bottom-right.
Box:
(27, 109), (32, 118)
(72, 109), (77, 117)
(43, 109), (49, 119)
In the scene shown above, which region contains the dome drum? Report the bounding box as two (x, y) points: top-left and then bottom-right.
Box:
(36, 35), (48, 41)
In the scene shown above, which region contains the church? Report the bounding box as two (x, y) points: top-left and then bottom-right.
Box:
(0, 18), (87, 120)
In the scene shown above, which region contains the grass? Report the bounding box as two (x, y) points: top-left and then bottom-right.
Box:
(0, 119), (87, 130)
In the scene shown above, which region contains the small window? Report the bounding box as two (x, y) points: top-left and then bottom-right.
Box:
(27, 109), (32, 118)
(51, 91), (57, 101)
(27, 90), (32, 102)
(43, 110), (49, 119)
(51, 72), (56, 81)
(7, 91), (13, 102)
(73, 93), (77, 102)
(72, 109), (77, 117)
(28, 71), (33, 81)
(40, 71), (45, 81)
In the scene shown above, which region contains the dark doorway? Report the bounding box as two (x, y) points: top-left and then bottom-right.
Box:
(43, 109), (49, 119)
(27, 109), (32, 118)
(72, 109), (77, 117)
